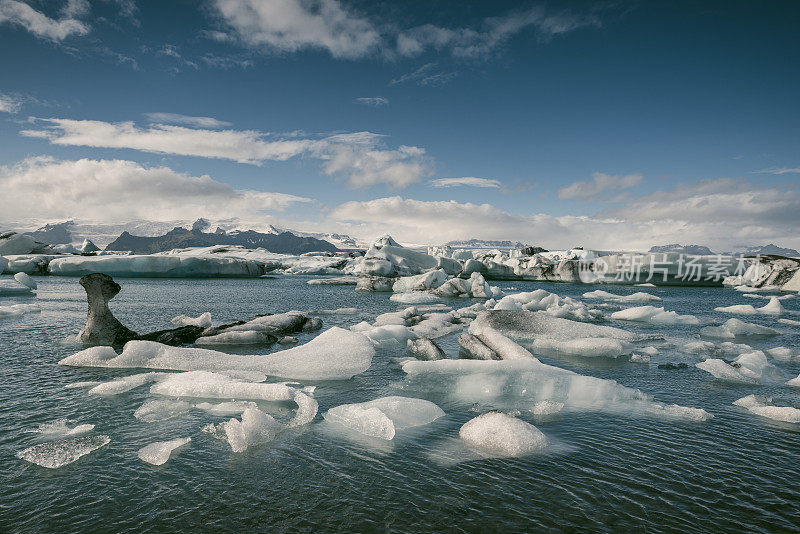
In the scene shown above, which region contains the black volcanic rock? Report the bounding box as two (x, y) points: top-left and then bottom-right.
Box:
(105, 226), (340, 254)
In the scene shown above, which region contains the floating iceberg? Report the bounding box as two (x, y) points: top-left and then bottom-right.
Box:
(715, 297), (785, 316)
(223, 407), (283, 453)
(195, 331), (276, 345)
(0, 303), (41, 317)
(171, 312), (212, 328)
(611, 306), (699, 326)
(407, 338), (446, 360)
(531, 337), (633, 358)
(17, 435), (110, 469)
(26, 419), (94, 439)
(150, 371), (299, 401)
(324, 396), (445, 440)
(494, 289), (601, 322)
(133, 399), (192, 422)
(60, 327), (375, 381)
(695, 351), (778, 384)
(193, 400), (257, 416)
(306, 277), (358, 285)
(733, 395), (800, 423)
(530, 400), (564, 415)
(700, 318), (780, 339)
(459, 412), (548, 457)
(0, 278), (35, 296)
(14, 272), (37, 289)
(138, 437), (191, 465)
(392, 269), (448, 292)
(582, 290), (662, 303)
(88, 372), (171, 396)
(765, 347), (795, 362)
(390, 292), (442, 304)
(48, 254), (265, 278)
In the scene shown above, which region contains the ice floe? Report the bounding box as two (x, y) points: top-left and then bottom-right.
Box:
(17, 435), (110, 468)
(494, 289), (601, 322)
(531, 337), (633, 358)
(14, 272), (37, 289)
(26, 419), (95, 439)
(582, 290), (662, 303)
(0, 303), (41, 317)
(60, 327), (375, 381)
(459, 412), (548, 457)
(324, 396), (445, 440)
(695, 351), (780, 384)
(390, 292), (442, 304)
(733, 395), (800, 423)
(149, 371), (299, 401)
(171, 312), (212, 328)
(195, 331), (276, 345)
(134, 399), (192, 422)
(222, 407), (283, 453)
(611, 306), (699, 326)
(88, 372), (172, 396)
(0, 278), (35, 296)
(138, 437), (191, 465)
(407, 338), (445, 360)
(715, 297), (785, 316)
(700, 318), (780, 339)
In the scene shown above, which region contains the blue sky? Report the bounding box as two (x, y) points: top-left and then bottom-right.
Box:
(0, 0), (798, 250)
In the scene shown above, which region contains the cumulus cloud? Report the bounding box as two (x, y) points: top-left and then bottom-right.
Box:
(0, 0), (90, 41)
(354, 96), (388, 107)
(144, 112), (232, 128)
(21, 117), (433, 188)
(212, 0), (381, 59)
(429, 177), (501, 188)
(558, 172), (643, 200)
(0, 156), (311, 223)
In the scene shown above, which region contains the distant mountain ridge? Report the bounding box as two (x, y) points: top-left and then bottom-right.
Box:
(744, 244), (800, 257)
(445, 238), (529, 249)
(105, 224), (340, 255)
(649, 244), (715, 255)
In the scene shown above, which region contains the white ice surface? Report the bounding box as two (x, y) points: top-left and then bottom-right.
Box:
(611, 306), (699, 326)
(324, 396), (445, 440)
(459, 412), (549, 457)
(138, 437), (191, 465)
(17, 435), (110, 468)
(171, 312), (212, 328)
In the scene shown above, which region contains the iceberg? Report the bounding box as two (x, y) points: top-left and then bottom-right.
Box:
(459, 412), (549, 457)
(14, 272), (37, 289)
(195, 331), (276, 345)
(0, 303), (41, 317)
(48, 254), (265, 278)
(531, 337), (633, 358)
(171, 312), (212, 328)
(88, 372), (172, 396)
(765, 347), (795, 362)
(582, 290), (662, 303)
(700, 318), (780, 339)
(0, 278), (35, 296)
(733, 395), (800, 424)
(611, 306), (699, 326)
(222, 407), (283, 453)
(324, 396), (445, 440)
(695, 351), (778, 384)
(407, 338), (446, 360)
(715, 297), (785, 316)
(133, 399), (192, 422)
(392, 270), (448, 293)
(494, 289), (601, 322)
(390, 292), (442, 304)
(17, 435), (110, 469)
(26, 420), (94, 439)
(150, 371), (299, 401)
(138, 437), (191, 465)
(458, 333), (499, 360)
(60, 327), (375, 381)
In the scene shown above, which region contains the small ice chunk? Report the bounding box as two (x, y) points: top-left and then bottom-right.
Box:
(530, 401), (564, 415)
(696, 350), (777, 384)
(223, 407), (283, 453)
(779, 318), (800, 326)
(583, 290), (662, 303)
(611, 306), (699, 325)
(407, 338), (445, 360)
(630, 353), (651, 363)
(17, 435), (110, 468)
(14, 272), (37, 289)
(27, 419), (94, 439)
(310, 308), (358, 315)
(645, 404), (713, 422)
(733, 395), (800, 423)
(390, 292), (442, 304)
(195, 330), (275, 345)
(700, 318), (780, 339)
(171, 312), (212, 328)
(640, 346), (659, 355)
(766, 347), (794, 362)
(134, 399), (191, 422)
(531, 337), (633, 358)
(286, 391), (319, 427)
(150, 371), (297, 401)
(88, 372), (171, 396)
(715, 297), (785, 316)
(324, 396), (445, 440)
(193, 400), (257, 416)
(459, 412), (548, 457)
(0, 303), (41, 317)
(137, 437), (191, 465)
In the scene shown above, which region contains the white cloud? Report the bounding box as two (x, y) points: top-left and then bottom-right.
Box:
(389, 62), (457, 87)
(429, 177), (501, 188)
(397, 5), (601, 59)
(212, 0), (381, 59)
(0, 93), (22, 113)
(0, 156), (311, 223)
(0, 0), (89, 41)
(21, 117), (433, 188)
(354, 96), (388, 107)
(144, 112), (232, 128)
(329, 179), (800, 251)
(754, 166), (800, 175)
(558, 172), (642, 200)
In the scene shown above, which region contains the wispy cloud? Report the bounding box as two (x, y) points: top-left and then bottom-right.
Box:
(21, 117), (433, 188)
(753, 166), (800, 175)
(429, 177), (501, 188)
(390, 62), (457, 87)
(144, 112), (232, 128)
(354, 96), (388, 107)
(0, 0), (90, 41)
(558, 172), (642, 200)
(0, 93), (22, 113)
(0, 156), (311, 223)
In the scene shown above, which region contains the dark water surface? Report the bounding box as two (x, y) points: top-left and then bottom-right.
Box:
(1, 275), (799, 532)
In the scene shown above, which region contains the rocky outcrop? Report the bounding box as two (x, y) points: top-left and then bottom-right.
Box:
(79, 273), (139, 346)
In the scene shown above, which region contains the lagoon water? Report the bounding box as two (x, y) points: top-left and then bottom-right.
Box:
(2, 275), (800, 532)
